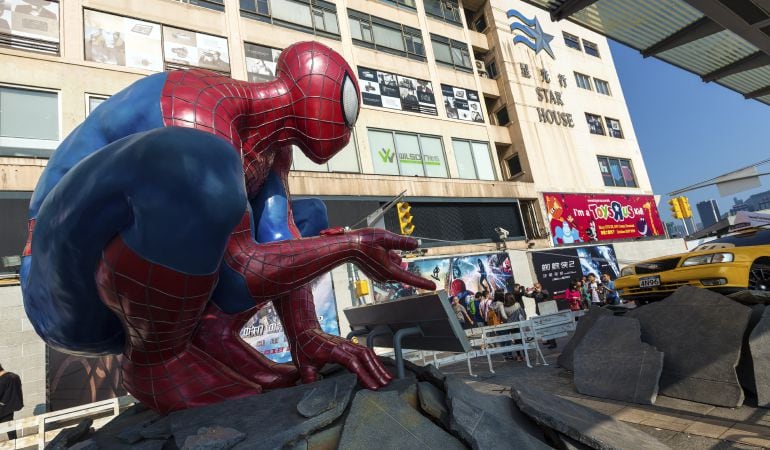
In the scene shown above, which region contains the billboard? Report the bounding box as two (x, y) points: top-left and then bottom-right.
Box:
(163, 25), (230, 72)
(47, 350), (125, 411)
(532, 244), (620, 294)
(357, 66), (437, 116)
(83, 9), (162, 71)
(245, 42), (281, 83)
(543, 192), (664, 246)
(0, 0), (59, 50)
(372, 252), (514, 303)
(441, 84), (483, 123)
(240, 273), (340, 363)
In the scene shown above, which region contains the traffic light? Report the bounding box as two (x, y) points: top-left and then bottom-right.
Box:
(396, 201), (415, 235)
(679, 196), (693, 219)
(669, 198), (683, 219)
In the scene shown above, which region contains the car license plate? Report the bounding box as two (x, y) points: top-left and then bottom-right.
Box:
(639, 276), (661, 288)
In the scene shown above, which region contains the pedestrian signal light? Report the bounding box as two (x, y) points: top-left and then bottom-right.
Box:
(679, 196), (693, 219)
(397, 202), (415, 235)
(668, 198), (683, 220)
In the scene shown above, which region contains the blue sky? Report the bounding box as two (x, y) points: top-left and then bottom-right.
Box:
(608, 41), (770, 225)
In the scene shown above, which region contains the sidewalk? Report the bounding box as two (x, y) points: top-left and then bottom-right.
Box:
(442, 336), (770, 449)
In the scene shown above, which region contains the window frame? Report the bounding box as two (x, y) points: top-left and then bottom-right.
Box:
(349, 10), (426, 61)
(597, 156), (637, 188)
(605, 117), (624, 139)
(585, 112), (605, 135)
(485, 58), (498, 79)
(367, 128), (450, 178)
(240, 0), (341, 39)
(574, 72), (592, 91)
(291, 129), (361, 173)
(583, 39), (600, 57)
(563, 32), (581, 51)
(85, 94), (109, 116)
(0, 0), (61, 55)
(380, 0), (417, 11)
(505, 153), (523, 179)
(430, 33), (472, 72)
(174, 0), (225, 11)
(423, 0), (462, 26)
(451, 138), (497, 181)
(495, 107), (510, 126)
(594, 78), (611, 95)
(0, 84), (60, 158)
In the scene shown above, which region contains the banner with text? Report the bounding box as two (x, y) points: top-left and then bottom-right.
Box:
(543, 192), (664, 246)
(357, 66), (437, 116)
(240, 273), (339, 363)
(532, 244), (620, 294)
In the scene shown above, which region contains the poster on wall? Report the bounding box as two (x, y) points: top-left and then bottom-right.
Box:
(0, 0), (59, 47)
(357, 66), (437, 116)
(441, 84), (483, 123)
(46, 349), (125, 411)
(240, 273), (339, 363)
(163, 25), (230, 72)
(543, 192), (664, 246)
(532, 244), (620, 294)
(83, 9), (162, 71)
(245, 42), (281, 82)
(372, 252), (513, 303)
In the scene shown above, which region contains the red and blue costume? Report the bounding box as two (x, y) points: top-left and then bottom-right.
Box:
(20, 42), (435, 414)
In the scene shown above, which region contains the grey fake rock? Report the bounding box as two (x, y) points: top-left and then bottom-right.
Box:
(737, 304), (765, 395)
(45, 418), (93, 450)
(337, 390), (465, 450)
(510, 381), (670, 450)
(68, 439), (99, 450)
(750, 307), (770, 407)
(418, 381), (450, 428)
(628, 285), (751, 407)
(182, 426), (246, 450)
(379, 377), (420, 410)
(557, 307), (613, 371)
(444, 376), (550, 450)
(573, 315), (663, 405)
(168, 373), (357, 449)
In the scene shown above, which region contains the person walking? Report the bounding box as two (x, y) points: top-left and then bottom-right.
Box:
(564, 280), (583, 311)
(586, 273), (602, 306)
(601, 273), (620, 305)
(450, 296), (474, 329)
(0, 363), (23, 441)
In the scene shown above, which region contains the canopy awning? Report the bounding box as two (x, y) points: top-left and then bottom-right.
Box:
(524, 0), (770, 106)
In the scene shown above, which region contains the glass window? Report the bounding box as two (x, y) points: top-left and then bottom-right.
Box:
(240, 0), (269, 15)
(585, 113), (604, 135)
(471, 142), (495, 180)
(420, 135), (448, 178)
(597, 157), (614, 187)
(605, 117), (623, 138)
(372, 23), (406, 52)
(175, 0), (225, 11)
(0, 87), (58, 140)
(369, 130), (400, 175)
(506, 154), (522, 178)
(328, 138), (360, 172)
(313, 8), (339, 34)
(272, 0), (314, 27)
(431, 37), (452, 64)
(594, 78), (611, 95)
(608, 158), (624, 186)
(424, 0), (461, 24)
(563, 32), (581, 51)
(349, 11), (424, 59)
(403, 28), (424, 57)
(495, 107), (510, 126)
(292, 146), (326, 172)
(241, 0), (339, 36)
(473, 15), (487, 32)
(574, 72), (592, 90)
(381, 0), (416, 9)
(87, 95), (108, 115)
(485, 59), (498, 79)
(431, 34), (471, 71)
(452, 139), (476, 180)
(583, 39), (600, 57)
(597, 156), (637, 188)
(394, 133), (424, 176)
(619, 160), (636, 187)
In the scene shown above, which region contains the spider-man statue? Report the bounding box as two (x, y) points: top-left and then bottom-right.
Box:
(20, 41), (435, 414)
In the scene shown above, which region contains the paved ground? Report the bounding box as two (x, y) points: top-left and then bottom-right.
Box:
(441, 335), (770, 449)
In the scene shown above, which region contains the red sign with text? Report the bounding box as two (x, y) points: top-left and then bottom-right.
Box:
(543, 192), (665, 246)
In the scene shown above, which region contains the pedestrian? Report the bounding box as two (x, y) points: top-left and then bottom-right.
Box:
(450, 296), (474, 329)
(586, 273), (602, 305)
(601, 273), (620, 305)
(479, 290), (495, 325)
(564, 280), (583, 311)
(0, 362), (23, 441)
(486, 291), (506, 325)
(503, 293), (527, 361)
(468, 292), (484, 326)
(525, 282), (557, 349)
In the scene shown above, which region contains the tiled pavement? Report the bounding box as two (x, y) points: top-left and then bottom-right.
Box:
(440, 336), (770, 449)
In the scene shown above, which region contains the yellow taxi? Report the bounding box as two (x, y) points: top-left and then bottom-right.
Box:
(615, 227), (770, 304)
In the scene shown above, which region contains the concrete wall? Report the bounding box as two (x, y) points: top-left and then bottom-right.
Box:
(0, 285), (46, 419)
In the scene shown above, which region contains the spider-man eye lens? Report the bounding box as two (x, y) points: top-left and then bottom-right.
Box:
(341, 73), (359, 127)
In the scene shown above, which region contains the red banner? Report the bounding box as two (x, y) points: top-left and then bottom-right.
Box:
(543, 192), (664, 245)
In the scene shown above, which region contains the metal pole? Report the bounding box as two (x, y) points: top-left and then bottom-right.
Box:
(393, 326), (422, 379)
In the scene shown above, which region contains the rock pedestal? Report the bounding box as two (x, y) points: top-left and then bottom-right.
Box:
(557, 307), (613, 371)
(628, 285), (751, 407)
(573, 315), (663, 405)
(749, 307), (770, 407)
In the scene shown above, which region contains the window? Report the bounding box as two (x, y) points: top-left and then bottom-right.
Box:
(0, 0), (60, 55)
(485, 59), (498, 79)
(424, 0), (462, 25)
(563, 32), (581, 51)
(452, 139), (495, 180)
(0, 86), (59, 157)
(605, 117), (623, 138)
(381, 0), (416, 10)
(240, 0), (340, 38)
(585, 113), (604, 135)
(473, 15), (487, 32)
(495, 107), (510, 126)
(349, 10), (425, 60)
(368, 129), (449, 178)
(292, 133), (360, 173)
(174, 0), (225, 11)
(86, 95), (109, 115)
(506, 153), (523, 178)
(594, 78), (611, 95)
(574, 72), (592, 90)
(583, 39), (600, 57)
(597, 156), (637, 188)
(431, 34), (471, 71)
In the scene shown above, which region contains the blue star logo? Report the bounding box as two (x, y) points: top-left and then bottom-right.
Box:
(507, 10), (555, 59)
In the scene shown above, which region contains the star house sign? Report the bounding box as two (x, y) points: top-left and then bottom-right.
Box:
(507, 9), (555, 59)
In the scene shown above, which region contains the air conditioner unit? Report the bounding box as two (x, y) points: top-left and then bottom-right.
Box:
(475, 59), (487, 77)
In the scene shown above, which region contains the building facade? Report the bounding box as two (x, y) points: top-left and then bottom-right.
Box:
(696, 199), (721, 229)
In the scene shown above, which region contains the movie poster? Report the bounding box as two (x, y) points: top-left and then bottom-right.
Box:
(372, 252), (513, 303)
(357, 66), (437, 116)
(163, 25), (230, 72)
(532, 244), (619, 294)
(441, 84), (483, 123)
(245, 42), (281, 82)
(0, 0), (59, 52)
(543, 192), (664, 246)
(83, 9), (162, 71)
(46, 350), (125, 411)
(240, 273), (340, 363)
